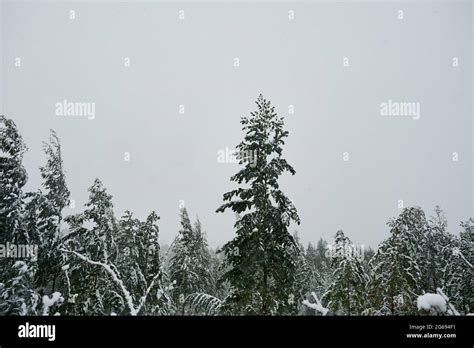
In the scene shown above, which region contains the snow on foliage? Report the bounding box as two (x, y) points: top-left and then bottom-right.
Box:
(302, 292), (328, 316)
(417, 293), (446, 313)
(1, 107), (473, 317)
(42, 292), (63, 315)
(187, 293), (222, 315)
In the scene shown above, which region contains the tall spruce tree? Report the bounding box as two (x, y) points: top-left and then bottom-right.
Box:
(216, 95), (300, 315)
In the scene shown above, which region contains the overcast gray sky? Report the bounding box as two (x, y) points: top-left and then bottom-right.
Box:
(1, 0), (472, 248)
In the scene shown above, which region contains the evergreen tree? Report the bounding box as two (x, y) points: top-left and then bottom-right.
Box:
(62, 179), (120, 315)
(367, 207), (425, 315)
(322, 230), (367, 315)
(116, 211), (141, 296)
(216, 95), (300, 315)
(445, 219), (474, 314)
(31, 130), (70, 294)
(362, 247), (375, 267)
(0, 116), (32, 315)
(186, 247), (229, 316)
(419, 206), (452, 292)
(168, 208), (211, 314)
(304, 243), (320, 299)
(117, 210), (170, 315)
(291, 232), (311, 314)
(208, 247), (229, 301)
(0, 261), (38, 315)
(315, 238), (329, 269)
(0, 115), (28, 245)
(305, 238), (331, 298)
(40, 130), (70, 223)
(138, 211), (163, 291)
(0, 261), (62, 315)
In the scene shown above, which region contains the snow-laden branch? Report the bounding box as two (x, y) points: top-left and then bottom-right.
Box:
(416, 288), (460, 316)
(136, 271), (162, 314)
(42, 292), (63, 316)
(436, 288), (460, 316)
(452, 247), (474, 271)
(61, 249), (159, 316)
(60, 249), (137, 315)
(417, 293), (446, 313)
(187, 293), (223, 315)
(302, 292), (328, 316)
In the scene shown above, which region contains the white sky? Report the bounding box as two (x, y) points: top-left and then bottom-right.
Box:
(1, 0), (472, 248)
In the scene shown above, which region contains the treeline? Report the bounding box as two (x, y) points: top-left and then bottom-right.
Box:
(0, 95), (472, 316)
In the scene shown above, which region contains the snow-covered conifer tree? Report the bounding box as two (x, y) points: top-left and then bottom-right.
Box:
(31, 130), (70, 294)
(322, 230), (367, 315)
(62, 179), (120, 315)
(0, 115), (28, 245)
(367, 207), (425, 315)
(418, 206), (452, 292)
(168, 208), (211, 314)
(445, 219), (474, 314)
(305, 239), (331, 299)
(117, 210), (171, 315)
(216, 95), (300, 315)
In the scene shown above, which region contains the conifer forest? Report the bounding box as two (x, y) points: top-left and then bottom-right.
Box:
(1, 95), (472, 316)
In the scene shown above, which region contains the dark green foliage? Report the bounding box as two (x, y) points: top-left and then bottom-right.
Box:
(62, 179), (120, 315)
(216, 95), (300, 315)
(1, 109), (473, 317)
(0, 115), (28, 245)
(32, 131), (70, 294)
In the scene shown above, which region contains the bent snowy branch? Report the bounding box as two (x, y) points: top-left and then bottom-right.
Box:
(436, 288), (460, 316)
(452, 247), (474, 272)
(60, 249), (147, 315)
(136, 271), (162, 314)
(302, 292), (328, 316)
